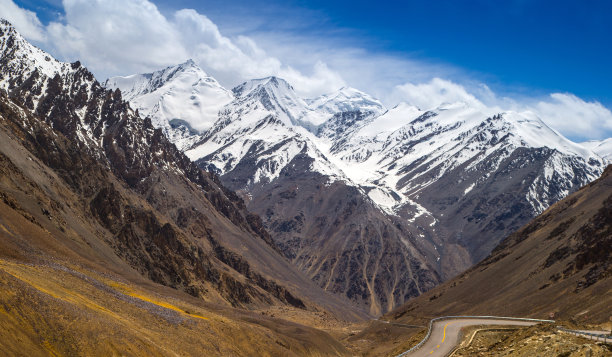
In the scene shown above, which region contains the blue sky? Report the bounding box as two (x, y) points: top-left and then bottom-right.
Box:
(4, 0), (612, 141)
(152, 0), (612, 107)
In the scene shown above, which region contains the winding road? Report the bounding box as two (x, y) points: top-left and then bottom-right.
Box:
(398, 318), (544, 357)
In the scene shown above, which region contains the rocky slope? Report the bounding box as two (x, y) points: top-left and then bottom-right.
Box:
(107, 60), (606, 314)
(388, 164), (612, 325)
(0, 17), (361, 330)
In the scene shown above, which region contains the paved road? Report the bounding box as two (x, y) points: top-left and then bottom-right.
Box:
(403, 318), (539, 357)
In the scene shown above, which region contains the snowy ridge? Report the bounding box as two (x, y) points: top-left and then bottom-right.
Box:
(322, 101), (604, 213)
(0, 19), (68, 85)
(231, 76), (331, 131)
(581, 138), (612, 161)
(186, 77), (349, 186)
(180, 79), (389, 191)
(0, 19), (102, 153)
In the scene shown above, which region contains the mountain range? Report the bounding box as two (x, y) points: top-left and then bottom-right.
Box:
(105, 59), (608, 314)
(2, 17), (612, 356)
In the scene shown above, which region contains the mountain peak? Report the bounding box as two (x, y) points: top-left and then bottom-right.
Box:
(182, 58), (196, 66)
(306, 86), (386, 124)
(104, 60), (232, 136)
(495, 111), (598, 159)
(173, 58), (207, 74)
(0, 19), (19, 38)
(0, 19), (68, 86)
(104, 59), (218, 100)
(162, 59), (208, 79)
(232, 76), (294, 98)
(0, 18), (14, 32)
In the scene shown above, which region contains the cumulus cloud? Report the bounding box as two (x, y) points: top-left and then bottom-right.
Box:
(391, 78), (486, 110)
(7, 0), (341, 98)
(535, 93), (612, 139)
(0, 0), (47, 41)
(46, 0), (187, 74)
(1, 0), (611, 140)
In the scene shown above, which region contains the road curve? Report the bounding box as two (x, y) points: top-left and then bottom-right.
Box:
(401, 318), (539, 357)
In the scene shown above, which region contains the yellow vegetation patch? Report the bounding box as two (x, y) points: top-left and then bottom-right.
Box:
(0, 223), (12, 235)
(0, 260), (124, 318)
(0, 259), (208, 323)
(107, 281), (209, 320)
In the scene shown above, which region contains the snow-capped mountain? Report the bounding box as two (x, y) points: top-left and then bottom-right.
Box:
(104, 60), (234, 150)
(581, 138), (612, 160)
(308, 86), (385, 115)
(185, 76), (347, 186)
(107, 60), (606, 313)
(323, 101), (604, 271)
(328, 101), (602, 214)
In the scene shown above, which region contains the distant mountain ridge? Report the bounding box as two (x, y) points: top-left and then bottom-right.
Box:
(107, 59), (607, 313)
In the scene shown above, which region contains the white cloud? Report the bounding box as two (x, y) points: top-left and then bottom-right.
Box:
(1, 0), (611, 141)
(246, 32), (462, 103)
(25, 0), (342, 98)
(389, 79), (612, 140)
(276, 61), (345, 98)
(0, 0), (47, 41)
(171, 9), (345, 97)
(535, 93), (612, 140)
(46, 0), (188, 75)
(391, 78), (486, 110)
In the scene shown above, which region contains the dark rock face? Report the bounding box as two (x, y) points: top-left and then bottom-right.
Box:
(316, 110), (372, 141)
(217, 150), (440, 315)
(399, 145), (602, 278)
(0, 90), (300, 308)
(487, 166), (612, 289)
